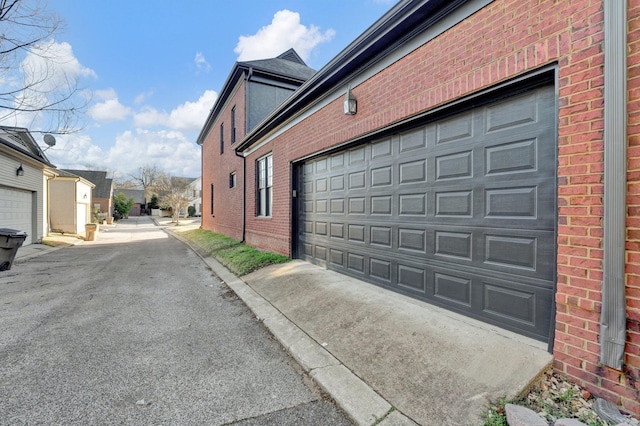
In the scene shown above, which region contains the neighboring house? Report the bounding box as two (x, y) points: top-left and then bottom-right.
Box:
(114, 189), (145, 216)
(198, 0), (640, 415)
(197, 48), (315, 241)
(188, 176), (202, 216)
(63, 169), (114, 217)
(0, 126), (55, 245)
(49, 169), (95, 235)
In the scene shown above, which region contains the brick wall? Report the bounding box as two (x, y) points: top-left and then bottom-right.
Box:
(624, 0), (640, 415)
(241, 0), (640, 413)
(201, 82), (245, 241)
(245, 143), (291, 254)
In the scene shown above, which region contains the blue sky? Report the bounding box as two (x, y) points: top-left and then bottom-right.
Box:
(2, 0), (396, 181)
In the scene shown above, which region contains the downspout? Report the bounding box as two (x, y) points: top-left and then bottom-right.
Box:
(600, 0), (627, 370)
(74, 177), (81, 232)
(45, 173), (55, 237)
(235, 150), (246, 243)
(234, 67), (253, 243)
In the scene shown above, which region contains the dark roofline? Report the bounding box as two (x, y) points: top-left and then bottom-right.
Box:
(0, 125), (55, 167)
(235, 0), (465, 152)
(196, 49), (314, 145)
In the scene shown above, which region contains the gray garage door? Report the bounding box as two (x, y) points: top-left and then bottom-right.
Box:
(296, 85), (556, 341)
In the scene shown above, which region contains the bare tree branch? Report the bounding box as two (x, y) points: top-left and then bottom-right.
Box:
(0, 0), (88, 134)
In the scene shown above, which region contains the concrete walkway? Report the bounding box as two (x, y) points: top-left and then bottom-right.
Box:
(15, 217), (553, 425)
(160, 218), (552, 426)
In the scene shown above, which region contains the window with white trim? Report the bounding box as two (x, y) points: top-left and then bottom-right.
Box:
(257, 154), (273, 217)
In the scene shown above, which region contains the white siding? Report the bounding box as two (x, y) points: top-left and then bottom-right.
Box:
(0, 154), (45, 245)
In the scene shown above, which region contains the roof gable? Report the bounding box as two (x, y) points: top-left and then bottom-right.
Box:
(63, 169), (113, 199)
(235, 0), (466, 152)
(196, 49), (316, 145)
(0, 126), (54, 167)
(277, 49), (306, 64)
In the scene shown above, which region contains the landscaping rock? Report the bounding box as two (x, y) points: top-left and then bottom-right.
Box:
(505, 403), (548, 426)
(555, 419), (588, 426)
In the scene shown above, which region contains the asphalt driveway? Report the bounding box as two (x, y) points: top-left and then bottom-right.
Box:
(0, 217), (351, 425)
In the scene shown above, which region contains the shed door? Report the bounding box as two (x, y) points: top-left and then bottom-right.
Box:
(0, 186), (33, 245)
(297, 85), (556, 341)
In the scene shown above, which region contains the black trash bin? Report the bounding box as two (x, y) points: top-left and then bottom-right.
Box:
(0, 228), (28, 271)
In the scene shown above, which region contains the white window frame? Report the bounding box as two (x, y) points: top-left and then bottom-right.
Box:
(257, 154), (273, 217)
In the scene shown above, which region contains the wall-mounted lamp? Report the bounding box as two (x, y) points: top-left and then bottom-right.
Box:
(343, 86), (357, 115)
(16, 164), (24, 176)
(83, 193), (88, 199)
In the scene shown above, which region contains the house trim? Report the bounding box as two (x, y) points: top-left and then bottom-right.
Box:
(288, 64), (557, 166)
(236, 0), (494, 156)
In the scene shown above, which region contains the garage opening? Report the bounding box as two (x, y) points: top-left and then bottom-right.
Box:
(295, 84), (556, 342)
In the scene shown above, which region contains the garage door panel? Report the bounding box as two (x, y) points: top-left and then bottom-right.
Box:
(298, 85), (556, 341)
(480, 277), (554, 336)
(0, 186), (33, 245)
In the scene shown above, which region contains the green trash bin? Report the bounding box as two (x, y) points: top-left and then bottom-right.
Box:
(0, 228), (28, 271)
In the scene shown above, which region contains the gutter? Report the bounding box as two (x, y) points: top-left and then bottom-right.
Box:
(234, 0), (466, 153)
(600, 0), (627, 370)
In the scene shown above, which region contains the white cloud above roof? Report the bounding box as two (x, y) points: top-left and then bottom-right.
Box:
(234, 10), (335, 62)
(194, 52), (211, 73)
(88, 98), (131, 122)
(133, 90), (217, 132)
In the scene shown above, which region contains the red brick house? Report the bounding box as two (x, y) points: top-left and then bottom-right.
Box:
(197, 49), (315, 241)
(199, 0), (640, 414)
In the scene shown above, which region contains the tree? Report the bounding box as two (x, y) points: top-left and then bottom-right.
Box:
(113, 192), (134, 220)
(158, 176), (194, 225)
(0, 0), (88, 134)
(148, 194), (159, 210)
(130, 164), (166, 201)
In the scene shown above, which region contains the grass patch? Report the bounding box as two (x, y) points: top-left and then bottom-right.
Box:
(180, 228), (289, 276)
(41, 238), (72, 247)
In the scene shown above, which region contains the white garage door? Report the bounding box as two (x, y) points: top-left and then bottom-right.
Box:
(0, 186), (33, 245)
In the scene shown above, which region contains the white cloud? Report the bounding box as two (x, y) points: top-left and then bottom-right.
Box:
(88, 98), (131, 122)
(87, 88), (131, 122)
(133, 90), (217, 132)
(134, 91), (154, 105)
(194, 52), (211, 73)
(108, 129), (201, 176)
(94, 88), (118, 101)
(20, 40), (97, 92)
(133, 106), (167, 128)
(44, 133), (107, 170)
(166, 90), (217, 131)
(234, 10), (335, 62)
(46, 129), (201, 177)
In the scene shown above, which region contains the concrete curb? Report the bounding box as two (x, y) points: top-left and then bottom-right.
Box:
(14, 240), (82, 263)
(163, 226), (417, 426)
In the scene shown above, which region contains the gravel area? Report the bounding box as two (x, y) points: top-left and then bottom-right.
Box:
(484, 368), (639, 426)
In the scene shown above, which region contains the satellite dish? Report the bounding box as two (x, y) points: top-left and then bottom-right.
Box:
(43, 134), (56, 147)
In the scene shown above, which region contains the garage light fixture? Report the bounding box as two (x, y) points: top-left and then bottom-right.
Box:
(343, 86), (357, 115)
(16, 164), (24, 176)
